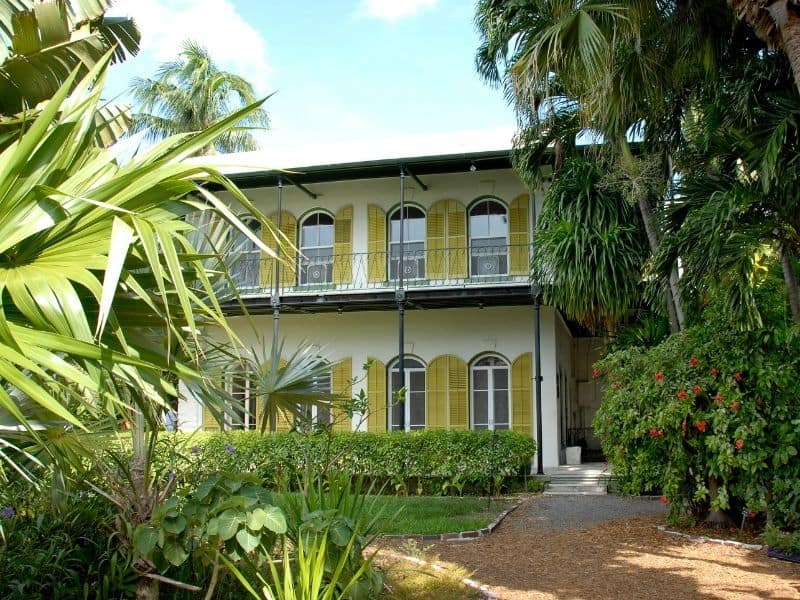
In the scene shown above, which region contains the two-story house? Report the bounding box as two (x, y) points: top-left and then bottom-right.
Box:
(178, 148), (604, 469)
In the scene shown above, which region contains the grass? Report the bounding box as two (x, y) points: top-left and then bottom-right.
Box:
(376, 550), (481, 600)
(366, 496), (515, 535)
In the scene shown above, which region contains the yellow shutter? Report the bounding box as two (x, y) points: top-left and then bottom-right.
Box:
(426, 355), (468, 430)
(448, 356), (469, 429)
(366, 357), (386, 432)
(271, 359), (292, 432)
(367, 204), (387, 283)
(426, 356), (447, 429)
(202, 404), (220, 431)
(509, 194), (530, 276)
(261, 211), (297, 289)
(512, 352), (532, 434)
(333, 206), (353, 285)
(426, 200), (447, 279)
(447, 200), (467, 278)
(331, 357), (352, 432)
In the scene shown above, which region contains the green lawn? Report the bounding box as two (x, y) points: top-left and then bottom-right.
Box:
(367, 496), (514, 535)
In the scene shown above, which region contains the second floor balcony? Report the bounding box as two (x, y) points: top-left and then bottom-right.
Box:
(227, 243), (533, 298)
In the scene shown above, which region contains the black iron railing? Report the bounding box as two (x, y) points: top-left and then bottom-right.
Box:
(226, 244), (533, 295)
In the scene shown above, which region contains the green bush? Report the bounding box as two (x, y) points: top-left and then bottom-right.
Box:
(593, 285), (800, 528)
(174, 430), (536, 496)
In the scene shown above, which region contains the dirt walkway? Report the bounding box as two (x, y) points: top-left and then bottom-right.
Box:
(420, 495), (800, 600)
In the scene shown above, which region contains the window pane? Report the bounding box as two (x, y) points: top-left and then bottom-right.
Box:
(470, 214), (488, 237)
(473, 390), (488, 425)
(318, 224), (334, 247)
(410, 391), (426, 426)
(409, 370), (425, 394)
(391, 400), (403, 430)
(317, 406), (331, 426)
(494, 390), (509, 425)
(488, 213), (508, 237)
(473, 369), (488, 391)
(486, 201), (506, 215)
(407, 218), (425, 242)
(494, 367), (508, 390)
(390, 219), (401, 241)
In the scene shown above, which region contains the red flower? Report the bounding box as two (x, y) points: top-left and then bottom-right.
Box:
(654, 372), (664, 382)
(692, 385), (702, 395)
(649, 427), (659, 437)
(695, 420), (707, 432)
(660, 496), (669, 505)
(747, 511), (757, 519)
(676, 390), (688, 400)
(735, 439), (745, 450)
(734, 372), (743, 383)
(690, 357), (699, 367)
(710, 368), (719, 377)
(731, 400), (741, 411)
(592, 368), (601, 379)
(715, 393), (725, 405)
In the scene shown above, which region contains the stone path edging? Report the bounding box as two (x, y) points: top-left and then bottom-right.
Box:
(380, 498), (523, 543)
(378, 549), (499, 599)
(657, 524), (763, 550)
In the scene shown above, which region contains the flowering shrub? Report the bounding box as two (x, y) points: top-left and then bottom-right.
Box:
(593, 304), (800, 529)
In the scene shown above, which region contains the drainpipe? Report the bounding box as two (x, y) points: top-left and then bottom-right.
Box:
(531, 194), (544, 474)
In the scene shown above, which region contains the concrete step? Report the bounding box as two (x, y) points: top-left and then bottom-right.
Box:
(543, 484), (608, 496)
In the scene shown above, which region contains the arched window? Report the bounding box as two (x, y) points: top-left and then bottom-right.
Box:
(469, 199), (508, 277)
(389, 206), (426, 280)
(389, 357), (426, 431)
(471, 355), (510, 430)
(230, 216), (262, 290)
(225, 364), (256, 430)
(299, 212), (334, 285)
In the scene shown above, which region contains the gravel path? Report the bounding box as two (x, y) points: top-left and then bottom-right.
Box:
(419, 494), (800, 600)
(505, 494), (668, 531)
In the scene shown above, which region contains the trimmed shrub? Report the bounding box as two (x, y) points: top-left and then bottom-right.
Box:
(172, 430), (536, 496)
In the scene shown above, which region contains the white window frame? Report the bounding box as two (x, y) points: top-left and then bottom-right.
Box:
(469, 199), (509, 277)
(388, 205), (426, 281)
(470, 355), (510, 430)
(225, 367), (256, 431)
(299, 211), (335, 286)
(300, 372), (332, 429)
(388, 358), (426, 432)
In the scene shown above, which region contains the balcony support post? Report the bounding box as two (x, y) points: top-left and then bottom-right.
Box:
(532, 284), (544, 475)
(396, 166), (406, 430)
(269, 176), (284, 433)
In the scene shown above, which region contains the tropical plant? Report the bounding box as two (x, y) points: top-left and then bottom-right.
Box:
(593, 275), (800, 528)
(0, 0), (139, 115)
(130, 40), (269, 154)
(729, 0), (800, 91)
(532, 155), (649, 332)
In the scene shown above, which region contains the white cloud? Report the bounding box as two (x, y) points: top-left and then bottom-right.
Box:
(110, 0), (271, 94)
(357, 0), (437, 21)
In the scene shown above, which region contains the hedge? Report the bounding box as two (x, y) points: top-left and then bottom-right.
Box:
(159, 430), (536, 495)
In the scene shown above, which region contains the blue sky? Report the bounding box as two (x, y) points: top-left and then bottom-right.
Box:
(106, 0), (517, 163)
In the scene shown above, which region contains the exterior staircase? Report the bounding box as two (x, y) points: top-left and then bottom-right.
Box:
(542, 462), (612, 495)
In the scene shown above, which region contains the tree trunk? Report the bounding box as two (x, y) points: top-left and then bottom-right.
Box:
(774, 3), (800, 94)
(136, 577), (159, 600)
(637, 196), (682, 332)
(780, 242), (800, 325)
(705, 476), (733, 528)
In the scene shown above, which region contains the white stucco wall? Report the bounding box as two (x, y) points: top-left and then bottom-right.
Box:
(182, 304), (564, 468)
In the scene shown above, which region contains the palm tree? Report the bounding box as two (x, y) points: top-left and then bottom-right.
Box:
(729, 1), (800, 92)
(0, 0), (139, 115)
(130, 40), (268, 154)
(532, 155), (649, 332)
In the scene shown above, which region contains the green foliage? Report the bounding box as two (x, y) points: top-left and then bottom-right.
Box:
(178, 430), (536, 497)
(134, 471), (285, 571)
(764, 526), (800, 555)
(594, 282), (800, 528)
(0, 486), (136, 599)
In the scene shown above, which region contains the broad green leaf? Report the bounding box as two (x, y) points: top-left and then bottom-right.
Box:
(216, 509), (242, 541)
(235, 528), (260, 553)
(162, 515), (187, 535)
(133, 525), (159, 556)
(162, 540), (189, 567)
(260, 506), (287, 534)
